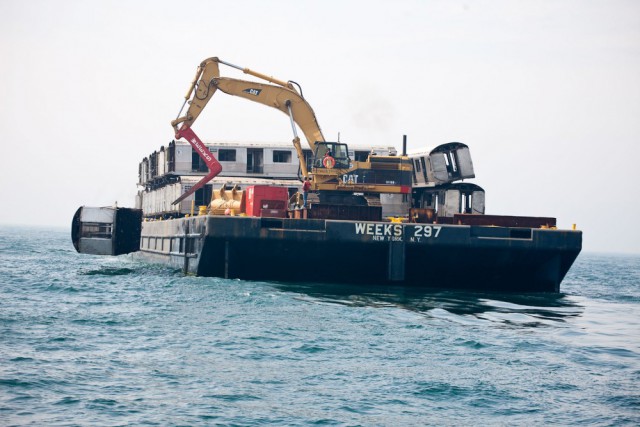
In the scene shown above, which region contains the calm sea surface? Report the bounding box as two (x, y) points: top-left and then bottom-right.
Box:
(1, 225), (639, 426)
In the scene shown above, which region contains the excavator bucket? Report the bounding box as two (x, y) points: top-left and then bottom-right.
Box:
(209, 184), (245, 215)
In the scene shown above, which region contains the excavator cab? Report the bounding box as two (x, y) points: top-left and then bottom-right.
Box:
(313, 142), (350, 169)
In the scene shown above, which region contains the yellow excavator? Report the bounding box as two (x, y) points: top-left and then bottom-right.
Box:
(170, 57), (412, 207)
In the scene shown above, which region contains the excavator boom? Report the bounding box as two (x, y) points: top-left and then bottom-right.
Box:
(172, 57), (325, 151)
(213, 77), (324, 151)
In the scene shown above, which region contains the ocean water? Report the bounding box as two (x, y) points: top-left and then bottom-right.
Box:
(1, 225), (639, 426)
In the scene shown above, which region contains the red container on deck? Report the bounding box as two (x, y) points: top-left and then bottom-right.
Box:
(245, 186), (289, 218)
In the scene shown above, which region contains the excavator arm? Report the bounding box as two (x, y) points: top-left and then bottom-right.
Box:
(171, 58), (221, 131)
(170, 57), (412, 208)
(170, 57), (325, 205)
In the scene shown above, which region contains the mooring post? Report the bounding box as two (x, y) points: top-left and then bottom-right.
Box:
(224, 240), (230, 279)
(183, 220), (189, 274)
(388, 241), (406, 281)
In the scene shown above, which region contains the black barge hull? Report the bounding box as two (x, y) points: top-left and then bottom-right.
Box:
(136, 216), (582, 292)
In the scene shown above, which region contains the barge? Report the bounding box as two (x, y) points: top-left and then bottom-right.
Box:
(136, 215), (579, 292)
(72, 139), (581, 292)
(71, 57), (582, 292)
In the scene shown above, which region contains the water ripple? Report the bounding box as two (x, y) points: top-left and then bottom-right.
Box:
(1, 227), (639, 426)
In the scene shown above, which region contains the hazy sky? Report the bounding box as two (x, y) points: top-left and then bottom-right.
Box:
(1, 0), (639, 254)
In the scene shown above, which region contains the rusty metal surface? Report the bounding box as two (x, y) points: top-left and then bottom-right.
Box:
(410, 208), (436, 223)
(452, 214), (556, 228)
(307, 204), (382, 221)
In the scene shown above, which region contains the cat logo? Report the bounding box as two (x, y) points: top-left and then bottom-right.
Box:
(243, 88), (262, 96)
